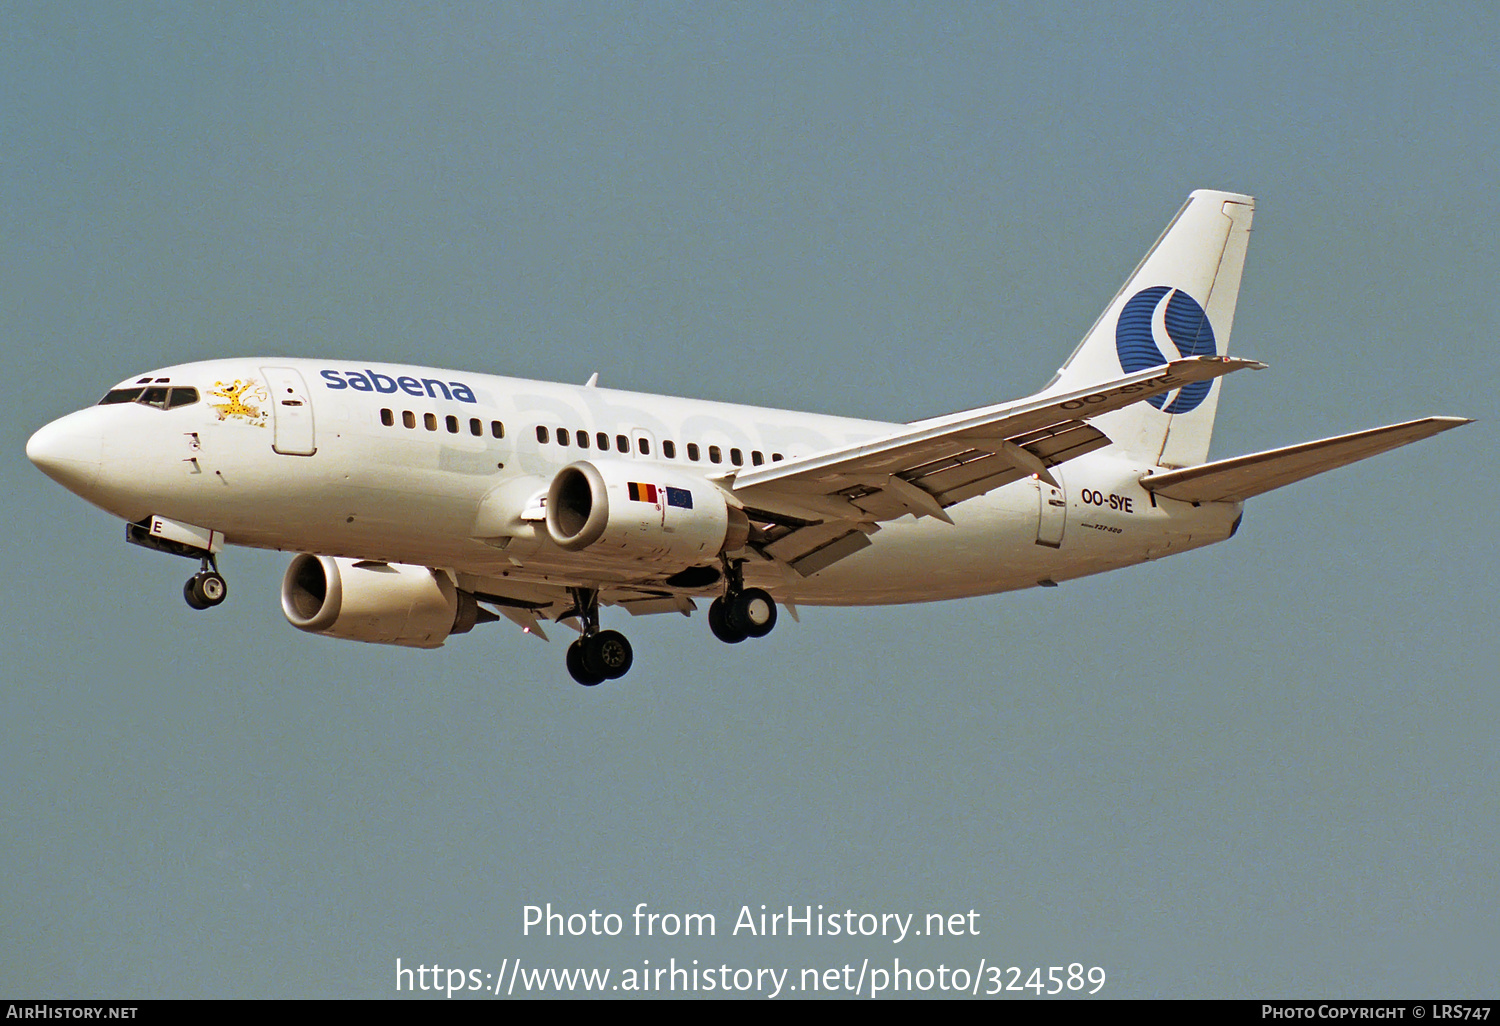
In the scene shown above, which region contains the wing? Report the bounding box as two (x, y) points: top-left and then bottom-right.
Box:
(723, 355), (1262, 576)
(1139, 416), (1471, 504)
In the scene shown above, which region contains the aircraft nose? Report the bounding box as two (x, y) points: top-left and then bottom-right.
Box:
(27, 414), (103, 494)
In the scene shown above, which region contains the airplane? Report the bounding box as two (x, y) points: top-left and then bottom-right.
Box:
(26, 190), (1470, 686)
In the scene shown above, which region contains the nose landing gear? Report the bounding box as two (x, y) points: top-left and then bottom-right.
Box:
(183, 556), (228, 610)
(124, 516), (231, 611)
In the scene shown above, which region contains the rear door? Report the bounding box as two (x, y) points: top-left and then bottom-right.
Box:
(1034, 475), (1066, 548)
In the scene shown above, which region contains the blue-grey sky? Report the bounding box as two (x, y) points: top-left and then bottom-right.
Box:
(4, 2), (1495, 999)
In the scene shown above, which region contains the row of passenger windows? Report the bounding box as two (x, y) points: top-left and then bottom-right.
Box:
(379, 408), (505, 438)
(374, 407), (782, 467)
(534, 425), (783, 466)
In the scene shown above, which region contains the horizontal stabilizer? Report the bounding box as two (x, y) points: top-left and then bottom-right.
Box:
(1139, 417), (1472, 503)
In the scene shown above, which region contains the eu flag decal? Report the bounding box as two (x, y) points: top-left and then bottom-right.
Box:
(628, 482), (658, 503)
(665, 486), (693, 509)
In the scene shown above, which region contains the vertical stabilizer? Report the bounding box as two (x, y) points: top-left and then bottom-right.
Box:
(1044, 190), (1254, 467)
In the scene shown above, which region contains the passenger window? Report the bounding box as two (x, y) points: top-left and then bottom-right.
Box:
(536, 426), (549, 443)
(557, 428), (569, 447)
(730, 447), (743, 466)
(638, 437), (650, 455)
(446, 415), (459, 433)
(403, 411), (416, 429)
(492, 421), (504, 438)
(772, 453), (784, 462)
(576, 430), (588, 448)
(709, 445), (722, 464)
(469, 418), (482, 436)
(752, 451), (764, 466)
(616, 435), (628, 453)
(381, 409), (395, 427)
(424, 413), (438, 431)
(596, 432), (609, 450)
(663, 440), (676, 459)
(687, 443), (700, 462)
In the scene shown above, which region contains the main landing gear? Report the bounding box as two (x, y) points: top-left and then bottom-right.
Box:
(564, 587), (633, 687)
(183, 555), (228, 610)
(707, 560), (777, 644)
(560, 564), (779, 686)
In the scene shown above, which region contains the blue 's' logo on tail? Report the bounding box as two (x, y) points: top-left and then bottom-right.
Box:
(1116, 286), (1217, 413)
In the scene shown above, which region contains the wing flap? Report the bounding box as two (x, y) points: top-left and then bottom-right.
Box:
(1140, 417), (1472, 503)
(763, 524), (878, 577)
(616, 594), (697, 616)
(904, 421), (1111, 507)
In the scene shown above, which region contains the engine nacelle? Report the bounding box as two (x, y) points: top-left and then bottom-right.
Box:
(545, 460), (749, 566)
(281, 554), (486, 649)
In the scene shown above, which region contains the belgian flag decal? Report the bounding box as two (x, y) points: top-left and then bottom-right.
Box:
(628, 482), (693, 508)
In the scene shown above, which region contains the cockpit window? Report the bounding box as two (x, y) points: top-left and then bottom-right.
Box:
(97, 386), (200, 410)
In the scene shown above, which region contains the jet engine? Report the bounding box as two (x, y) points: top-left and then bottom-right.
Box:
(281, 554), (491, 648)
(544, 460), (749, 565)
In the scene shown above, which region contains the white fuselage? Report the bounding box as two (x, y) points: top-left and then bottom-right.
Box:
(29, 357), (1242, 606)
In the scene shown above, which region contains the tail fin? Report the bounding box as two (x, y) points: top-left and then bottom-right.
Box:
(1044, 190), (1254, 468)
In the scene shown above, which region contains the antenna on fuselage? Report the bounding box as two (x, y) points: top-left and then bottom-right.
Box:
(584, 372), (599, 388)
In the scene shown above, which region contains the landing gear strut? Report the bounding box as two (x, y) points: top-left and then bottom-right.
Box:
(708, 559), (777, 644)
(563, 587), (633, 686)
(183, 554), (228, 610)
